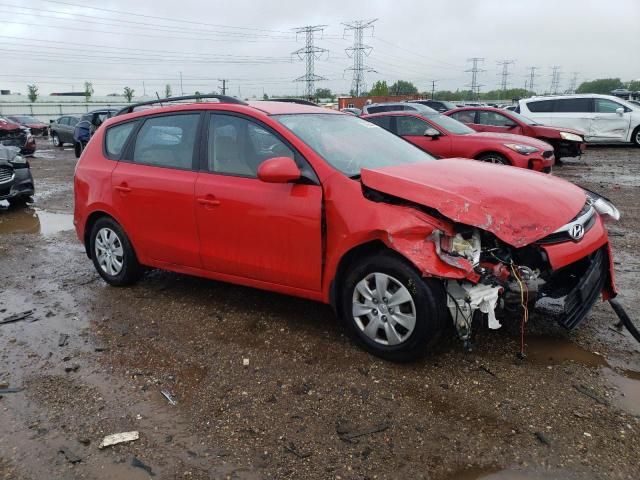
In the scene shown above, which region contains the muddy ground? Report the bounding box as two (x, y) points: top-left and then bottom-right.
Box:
(0, 141), (639, 480)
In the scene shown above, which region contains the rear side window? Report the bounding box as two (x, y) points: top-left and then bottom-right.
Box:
(105, 121), (137, 158)
(133, 114), (199, 170)
(366, 116), (392, 131)
(526, 100), (554, 113)
(555, 98), (592, 113)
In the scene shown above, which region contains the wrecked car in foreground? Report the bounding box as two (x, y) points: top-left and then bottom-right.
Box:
(74, 96), (624, 361)
(0, 145), (34, 206)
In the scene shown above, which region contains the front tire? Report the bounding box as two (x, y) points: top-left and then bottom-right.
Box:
(477, 152), (510, 165)
(632, 126), (640, 147)
(340, 252), (447, 362)
(52, 133), (62, 147)
(74, 141), (83, 158)
(89, 217), (143, 286)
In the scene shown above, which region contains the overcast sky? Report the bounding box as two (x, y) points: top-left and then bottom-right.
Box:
(1, 0), (639, 98)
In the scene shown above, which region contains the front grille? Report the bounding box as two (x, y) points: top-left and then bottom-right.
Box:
(536, 248), (607, 330)
(542, 150), (554, 159)
(0, 165), (14, 184)
(537, 202), (595, 244)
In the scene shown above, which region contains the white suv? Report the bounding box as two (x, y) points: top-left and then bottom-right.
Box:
(517, 94), (640, 146)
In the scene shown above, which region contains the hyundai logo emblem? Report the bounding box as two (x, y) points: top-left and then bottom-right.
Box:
(569, 223), (585, 240)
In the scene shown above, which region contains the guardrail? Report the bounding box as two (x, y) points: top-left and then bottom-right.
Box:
(0, 102), (129, 122)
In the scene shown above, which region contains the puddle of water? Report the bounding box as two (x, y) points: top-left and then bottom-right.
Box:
(442, 467), (587, 480)
(0, 207), (73, 235)
(524, 336), (607, 367)
(603, 368), (640, 417)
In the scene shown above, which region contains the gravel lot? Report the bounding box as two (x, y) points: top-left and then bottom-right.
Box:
(0, 140), (639, 480)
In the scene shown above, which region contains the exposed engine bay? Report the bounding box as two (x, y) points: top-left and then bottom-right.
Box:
(432, 215), (608, 352)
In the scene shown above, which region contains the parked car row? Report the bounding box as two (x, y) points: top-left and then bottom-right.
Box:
(50, 108), (119, 157)
(73, 95), (622, 360)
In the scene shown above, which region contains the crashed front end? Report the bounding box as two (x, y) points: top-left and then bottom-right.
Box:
(431, 201), (615, 344)
(359, 160), (618, 346)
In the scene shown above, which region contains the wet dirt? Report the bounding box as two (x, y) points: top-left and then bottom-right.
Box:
(1, 141), (639, 479)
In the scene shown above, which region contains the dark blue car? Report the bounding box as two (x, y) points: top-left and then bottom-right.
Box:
(73, 108), (119, 158)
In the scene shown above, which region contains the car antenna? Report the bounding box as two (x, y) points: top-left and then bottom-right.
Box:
(155, 92), (162, 107)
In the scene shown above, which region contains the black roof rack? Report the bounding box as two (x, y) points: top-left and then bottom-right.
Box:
(116, 94), (248, 116)
(268, 98), (318, 106)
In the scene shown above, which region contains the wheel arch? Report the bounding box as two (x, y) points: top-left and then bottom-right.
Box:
(83, 210), (138, 260)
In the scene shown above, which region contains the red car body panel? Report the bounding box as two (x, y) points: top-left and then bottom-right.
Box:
(445, 107), (587, 154)
(360, 159), (585, 248)
(74, 101), (615, 318)
(361, 112), (555, 171)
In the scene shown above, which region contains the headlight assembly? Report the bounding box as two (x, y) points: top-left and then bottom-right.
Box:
(503, 143), (539, 155)
(9, 153), (27, 165)
(586, 191), (620, 222)
(560, 131), (583, 142)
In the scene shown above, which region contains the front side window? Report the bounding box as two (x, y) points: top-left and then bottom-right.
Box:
(427, 114), (475, 135)
(133, 114), (199, 169)
(105, 121), (137, 158)
(396, 116), (429, 136)
(58, 117), (69, 126)
(477, 111), (514, 127)
(275, 114), (434, 177)
(68, 117), (79, 127)
(595, 99), (625, 113)
(450, 111), (476, 124)
(208, 114), (294, 177)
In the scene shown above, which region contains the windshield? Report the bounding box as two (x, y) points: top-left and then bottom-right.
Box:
(427, 114), (475, 135)
(275, 114), (435, 177)
(506, 111), (539, 125)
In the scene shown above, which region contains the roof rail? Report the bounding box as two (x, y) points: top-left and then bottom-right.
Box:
(116, 94), (248, 116)
(268, 98), (319, 106)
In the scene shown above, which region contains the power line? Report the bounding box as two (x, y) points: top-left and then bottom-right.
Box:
(550, 66), (562, 94)
(466, 58), (485, 100)
(497, 59), (515, 91)
(343, 19), (377, 97)
(292, 25), (328, 100)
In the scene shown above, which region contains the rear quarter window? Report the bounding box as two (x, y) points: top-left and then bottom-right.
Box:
(526, 100), (554, 113)
(105, 121), (138, 159)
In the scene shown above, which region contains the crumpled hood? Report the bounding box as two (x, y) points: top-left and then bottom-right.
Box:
(361, 159), (586, 247)
(470, 132), (553, 150)
(532, 124), (586, 138)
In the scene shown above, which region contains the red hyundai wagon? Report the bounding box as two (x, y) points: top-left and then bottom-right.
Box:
(74, 96), (621, 361)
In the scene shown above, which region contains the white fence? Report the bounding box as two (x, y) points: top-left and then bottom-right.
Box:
(0, 102), (130, 122)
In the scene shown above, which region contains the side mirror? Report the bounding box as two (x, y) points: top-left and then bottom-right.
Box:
(616, 107), (624, 116)
(424, 128), (441, 137)
(257, 156), (301, 183)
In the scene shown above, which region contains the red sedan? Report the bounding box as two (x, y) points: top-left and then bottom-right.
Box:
(446, 107), (586, 160)
(74, 96), (619, 361)
(362, 111), (555, 172)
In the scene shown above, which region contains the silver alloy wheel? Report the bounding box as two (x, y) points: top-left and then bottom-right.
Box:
(635, 129), (640, 145)
(352, 272), (417, 346)
(52, 134), (60, 147)
(94, 227), (124, 276)
(482, 155), (506, 164)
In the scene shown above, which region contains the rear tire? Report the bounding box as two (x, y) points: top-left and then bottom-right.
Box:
(477, 152), (510, 165)
(339, 251), (447, 362)
(89, 217), (143, 286)
(52, 133), (62, 147)
(74, 141), (83, 158)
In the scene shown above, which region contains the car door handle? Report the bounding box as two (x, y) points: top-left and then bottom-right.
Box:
(115, 185), (131, 193)
(197, 197), (221, 207)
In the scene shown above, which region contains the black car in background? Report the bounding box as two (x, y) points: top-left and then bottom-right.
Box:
(73, 108), (119, 157)
(0, 145), (34, 206)
(50, 115), (80, 147)
(408, 99), (457, 113)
